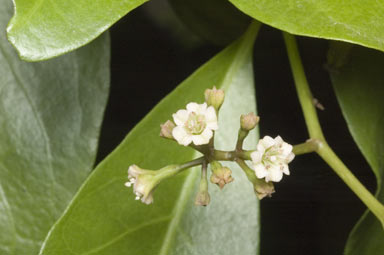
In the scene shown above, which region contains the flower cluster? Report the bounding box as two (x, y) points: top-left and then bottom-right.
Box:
(125, 87), (295, 205)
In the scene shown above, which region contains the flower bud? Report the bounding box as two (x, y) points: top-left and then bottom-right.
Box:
(210, 161), (234, 189)
(160, 120), (175, 139)
(236, 159), (274, 200)
(253, 179), (275, 199)
(195, 189), (211, 206)
(204, 86), (225, 111)
(240, 113), (259, 131)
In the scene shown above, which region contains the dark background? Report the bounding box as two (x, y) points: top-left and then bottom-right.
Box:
(95, 1), (376, 254)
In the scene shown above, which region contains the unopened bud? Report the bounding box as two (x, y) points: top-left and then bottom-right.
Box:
(236, 159), (275, 200)
(210, 161), (234, 189)
(195, 189), (211, 206)
(160, 120), (175, 139)
(204, 86), (225, 111)
(240, 113), (259, 131)
(253, 179), (275, 199)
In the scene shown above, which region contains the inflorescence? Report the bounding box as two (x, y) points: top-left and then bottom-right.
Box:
(125, 87), (295, 205)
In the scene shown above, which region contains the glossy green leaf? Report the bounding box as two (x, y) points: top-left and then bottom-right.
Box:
(328, 43), (384, 254)
(229, 0), (384, 52)
(6, 0), (147, 61)
(169, 0), (250, 46)
(0, 1), (110, 254)
(39, 22), (261, 255)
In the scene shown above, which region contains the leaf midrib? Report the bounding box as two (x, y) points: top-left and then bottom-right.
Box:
(158, 166), (199, 255)
(0, 42), (56, 188)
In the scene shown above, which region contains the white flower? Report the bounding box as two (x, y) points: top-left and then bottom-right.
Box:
(172, 102), (218, 146)
(125, 165), (155, 204)
(251, 136), (295, 182)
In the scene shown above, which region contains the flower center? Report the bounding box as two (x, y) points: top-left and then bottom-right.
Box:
(262, 147), (281, 166)
(185, 112), (206, 135)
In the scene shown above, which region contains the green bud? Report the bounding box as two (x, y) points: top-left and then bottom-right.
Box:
(204, 86), (225, 111)
(160, 120), (175, 139)
(240, 112), (259, 131)
(236, 159), (275, 200)
(195, 189), (211, 206)
(210, 161), (234, 189)
(253, 179), (275, 199)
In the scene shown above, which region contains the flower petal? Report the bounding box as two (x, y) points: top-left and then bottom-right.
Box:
(128, 165), (141, 178)
(192, 135), (207, 145)
(142, 193), (154, 204)
(281, 164), (290, 175)
(251, 151), (263, 164)
(285, 152), (295, 163)
(172, 126), (192, 146)
(256, 142), (266, 153)
(134, 182), (146, 195)
(260, 135), (275, 149)
(267, 166), (283, 182)
(274, 135), (283, 145)
(192, 128), (212, 145)
(281, 142), (293, 156)
(254, 163), (268, 178)
(198, 102), (208, 113)
(186, 102), (200, 113)
(205, 106), (218, 130)
(173, 109), (189, 126)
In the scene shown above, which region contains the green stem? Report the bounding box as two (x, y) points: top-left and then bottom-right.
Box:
(283, 32), (325, 141)
(213, 150), (236, 161)
(292, 139), (320, 155)
(156, 157), (205, 180)
(235, 158), (257, 182)
(236, 129), (249, 151)
(318, 144), (384, 227)
(179, 157), (205, 170)
(283, 32), (384, 227)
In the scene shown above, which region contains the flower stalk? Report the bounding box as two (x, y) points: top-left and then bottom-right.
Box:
(195, 161), (211, 206)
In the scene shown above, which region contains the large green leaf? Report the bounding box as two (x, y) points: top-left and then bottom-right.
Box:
(6, 0), (147, 61)
(0, 1), (110, 254)
(39, 22), (261, 255)
(328, 43), (384, 254)
(229, 0), (384, 52)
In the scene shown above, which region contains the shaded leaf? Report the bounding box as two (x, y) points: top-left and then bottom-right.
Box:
(328, 42), (384, 255)
(40, 22), (261, 255)
(169, 0), (250, 46)
(7, 0), (147, 61)
(229, 0), (384, 52)
(0, 0), (110, 254)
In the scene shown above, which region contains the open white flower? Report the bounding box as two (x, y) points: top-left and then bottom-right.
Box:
(251, 136), (295, 182)
(172, 102), (218, 146)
